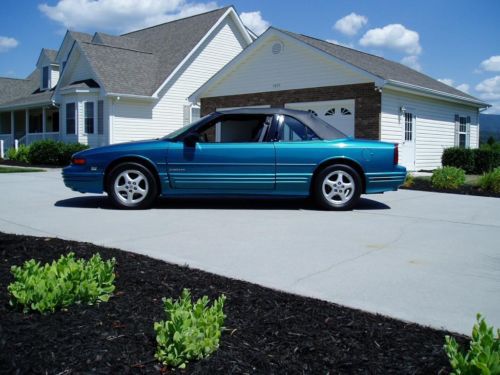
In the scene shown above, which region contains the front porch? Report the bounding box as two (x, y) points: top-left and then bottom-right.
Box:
(0, 106), (60, 153)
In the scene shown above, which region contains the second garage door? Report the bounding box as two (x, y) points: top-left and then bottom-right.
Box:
(285, 99), (355, 137)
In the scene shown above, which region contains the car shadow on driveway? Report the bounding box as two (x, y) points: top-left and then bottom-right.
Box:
(54, 196), (390, 211)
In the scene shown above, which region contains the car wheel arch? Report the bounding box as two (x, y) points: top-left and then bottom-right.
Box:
(311, 158), (366, 195)
(104, 156), (161, 194)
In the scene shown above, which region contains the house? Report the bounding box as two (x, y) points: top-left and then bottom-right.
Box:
(190, 28), (490, 170)
(0, 7), (253, 150)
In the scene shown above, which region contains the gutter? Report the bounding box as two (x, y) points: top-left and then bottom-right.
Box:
(383, 80), (490, 108)
(106, 92), (158, 102)
(0, 100), (53, 111)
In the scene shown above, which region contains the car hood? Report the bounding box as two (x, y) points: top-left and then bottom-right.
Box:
(75, 139), (166, 157)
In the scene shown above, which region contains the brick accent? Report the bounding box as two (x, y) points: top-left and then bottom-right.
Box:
(200, 83), (381, 140)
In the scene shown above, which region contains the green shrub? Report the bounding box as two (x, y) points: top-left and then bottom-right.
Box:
(479, 168), (500, 193)
(8, 252), (115, 313)
(6, 144), (31, 163)
(403, 173), (414, 188)
(154, 289), (226, 368)
(442, 148), (475, 174)
(27, 140), (89, 166)
(431, 166), (466, 189)
(474, 148), (500, 174)
(444, 314), (499, 374)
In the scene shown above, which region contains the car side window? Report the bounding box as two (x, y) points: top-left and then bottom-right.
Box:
(278, 115), (319, 141)
(197, 115), (273, 143)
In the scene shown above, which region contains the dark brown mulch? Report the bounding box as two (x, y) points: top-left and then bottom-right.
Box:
(401, 179), (500, 198)
(0, 159), (62, 169)
(0, 232), (466, 374)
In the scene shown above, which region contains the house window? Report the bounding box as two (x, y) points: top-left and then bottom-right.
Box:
(42, 66), (49, 89)
(459, 116), (467, 148)
(191, 106), (200, 123)
(29, 109), (43, 133)
(97, 100), (104, 135)
(84, 102), (95, 134)
(325, 108), (336, 116)
(66, 103), (76, 134)
(307, 109), (318, 117)
(341, 107), (352, 115)
(404, 112), (414, 141)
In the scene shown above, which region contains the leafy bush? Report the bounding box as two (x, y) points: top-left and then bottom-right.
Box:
(475, 148), (500, 174)
(442, 148), (475, 174)
(479, 168), (500, 193)
(444, 314), (499, 374)
(402, 173), (414, 188)
(431, 167), (466, 189)
(28, 140), (89, 166)
(154, 289), (226, 368)
(8, 252), (115, 313)
(6, 144), (31, 163)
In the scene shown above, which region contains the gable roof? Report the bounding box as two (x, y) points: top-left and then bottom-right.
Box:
(278, 29), (482, 103)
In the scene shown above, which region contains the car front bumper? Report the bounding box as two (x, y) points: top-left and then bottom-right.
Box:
(62, 165), (105, 194)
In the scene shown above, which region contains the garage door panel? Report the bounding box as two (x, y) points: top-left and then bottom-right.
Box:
(285, 100), (355, 137)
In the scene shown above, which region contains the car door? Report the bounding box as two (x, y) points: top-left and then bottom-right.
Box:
(167, 114), (276, 191)
(273, 115), (323, 194)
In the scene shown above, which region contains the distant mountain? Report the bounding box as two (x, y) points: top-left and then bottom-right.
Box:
(480, 114), (500, 143)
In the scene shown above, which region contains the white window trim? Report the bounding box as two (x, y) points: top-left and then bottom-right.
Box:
(190, 104), (200, 123)
(84, 101), (96, 135)
(455, 115), (470, 148)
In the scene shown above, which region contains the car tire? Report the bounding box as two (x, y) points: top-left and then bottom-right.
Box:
(107, 162), (158, 209)
(314, 164), (362, 210)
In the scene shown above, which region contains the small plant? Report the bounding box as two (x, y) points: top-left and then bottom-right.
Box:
(8, 252), (115, 313)
(431, 166), (466, 190)
(403, 173), (414, 188)
(6, 144), (30, 163)
(479, 168), (500, 193)
(444, 314), (500, 374)
(154, 289), (226, 368)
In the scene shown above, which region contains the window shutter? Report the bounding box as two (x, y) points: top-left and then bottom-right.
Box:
(183, 105), (191, 126)
(97, 100), (104, 135)
(466, 116), (471, 148)
(454, 114), (459, 147)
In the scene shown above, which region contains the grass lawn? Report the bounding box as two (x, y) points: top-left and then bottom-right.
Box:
(0, 232), (465, 374)
(0, 166), (45, 173)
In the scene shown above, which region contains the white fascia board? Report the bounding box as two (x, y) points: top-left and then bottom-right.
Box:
(189, 27), (384, 103)
(384, 80), (490, 108)
(60, 88), (100, 95)
(106, 92), (158, 102)
(0, 101), (52, 111)
(152, 7), (253, 98)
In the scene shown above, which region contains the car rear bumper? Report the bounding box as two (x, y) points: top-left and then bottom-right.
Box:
(62, 166), (104, 194)
(365, 166), (407, 193)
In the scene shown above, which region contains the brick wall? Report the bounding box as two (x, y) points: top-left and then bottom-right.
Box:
(200, 83), (381, 139)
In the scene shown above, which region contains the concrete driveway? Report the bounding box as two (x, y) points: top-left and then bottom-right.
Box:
(1, 168), (499, 335)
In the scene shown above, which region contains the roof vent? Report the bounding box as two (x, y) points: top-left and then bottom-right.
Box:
(272, 42), (283, 55)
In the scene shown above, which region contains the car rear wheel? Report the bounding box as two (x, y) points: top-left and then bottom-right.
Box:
(314, 164), (361, 210)
(107, 163), (157, 209)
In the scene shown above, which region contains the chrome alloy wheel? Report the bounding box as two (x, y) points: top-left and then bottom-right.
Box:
(322, 170), (355, 205)
(113, 169), (149, 205)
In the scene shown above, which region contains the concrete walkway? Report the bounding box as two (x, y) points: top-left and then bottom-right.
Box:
(1, 169), (499, 335)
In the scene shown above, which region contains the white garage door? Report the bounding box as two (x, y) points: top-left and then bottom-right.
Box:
(285, 99), (355, 137)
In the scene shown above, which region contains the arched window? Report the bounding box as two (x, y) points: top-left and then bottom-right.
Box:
(325, 108), (336, 116)
(341, 107), (352, 115)
(307, 109), (318, 116)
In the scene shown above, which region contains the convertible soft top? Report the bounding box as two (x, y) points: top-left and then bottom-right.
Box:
(217, 108), (348, 140)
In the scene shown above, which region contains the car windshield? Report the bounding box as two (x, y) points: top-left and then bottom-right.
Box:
(161, 114), (213, 140)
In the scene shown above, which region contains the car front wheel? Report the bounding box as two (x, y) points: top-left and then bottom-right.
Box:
(314, 164), (361, 210)
(107, 163), (157, 209)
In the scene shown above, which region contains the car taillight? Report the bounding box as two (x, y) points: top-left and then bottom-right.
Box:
(393, 144), (399, 165)
(72, 157), (86, 165)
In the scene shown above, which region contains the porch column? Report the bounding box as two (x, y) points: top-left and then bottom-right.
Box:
(25, 109), (29, 141)
(42, 107), (46, 139)
(10, 111), (14, 145)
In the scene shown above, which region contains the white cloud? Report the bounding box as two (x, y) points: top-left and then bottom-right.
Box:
(39, 0), (219, 33)
(479, 56), (500, 72)
(475, 75), (500, 100)
(401, 55), (421, 71)
(239, 11), (270, 35)
(359, 24), (422, 55)
(334, 13), (367, 36)
(438, 78), (470, 93)
(484, 102), (500, 114)
(0, 36), (19, 52)
(326, 39), (353, 48)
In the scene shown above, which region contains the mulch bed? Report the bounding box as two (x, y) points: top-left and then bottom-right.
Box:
(401, 179), (500, 198)
(0, 232), (467, 374)
(0, 159), (61, 169)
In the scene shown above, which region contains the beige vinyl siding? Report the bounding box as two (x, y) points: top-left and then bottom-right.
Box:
(381, 89), (479, 170)
(204, 36), (371, 98)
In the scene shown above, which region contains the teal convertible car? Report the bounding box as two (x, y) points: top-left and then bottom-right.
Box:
(63, 108), (406, 210)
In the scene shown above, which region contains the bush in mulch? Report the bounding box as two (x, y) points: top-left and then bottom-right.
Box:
(0, 232), (467, 374)
(431, 167), (466, 190)
(401, 176), (500, 198)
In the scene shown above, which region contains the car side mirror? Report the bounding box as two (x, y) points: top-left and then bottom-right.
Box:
(183, 133), (200, 147)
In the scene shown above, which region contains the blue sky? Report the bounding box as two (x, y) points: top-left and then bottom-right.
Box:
(1, 0), (499, 112)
